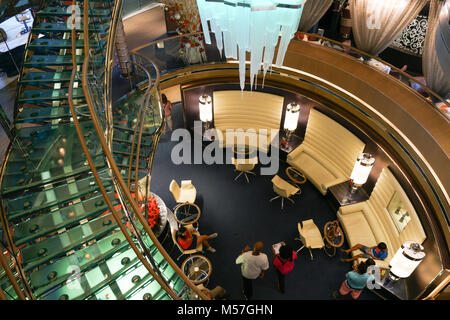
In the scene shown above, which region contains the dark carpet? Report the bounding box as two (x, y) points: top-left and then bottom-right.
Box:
(150, 102), (381, 300)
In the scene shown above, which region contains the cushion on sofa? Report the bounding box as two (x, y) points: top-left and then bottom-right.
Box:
(287, 109), (365, 195)
(291, 152), (336, 191)
(338, 211), (377, 249)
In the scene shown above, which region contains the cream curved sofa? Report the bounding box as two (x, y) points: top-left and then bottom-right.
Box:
(287, 109), (365, 195)
(337, 167), (426, 268)
(213, 90), (283, 153)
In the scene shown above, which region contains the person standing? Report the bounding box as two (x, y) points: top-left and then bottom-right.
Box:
(235, 241), (269, 300)
(272, 244), (298, 294)
(161, 93), (173, 133)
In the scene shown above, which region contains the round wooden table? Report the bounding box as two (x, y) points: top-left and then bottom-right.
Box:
(173, 202), (201, 226)
(323, 220), (345, 257)
(181, 254), (212, 284)
(286, 166), (307, 184)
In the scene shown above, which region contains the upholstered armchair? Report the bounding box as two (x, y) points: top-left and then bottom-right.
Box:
(296, 219), (324, 260)
(232, 157), (257, 183)
(269, 175), (300, 209)
(169, 179), (196, 205)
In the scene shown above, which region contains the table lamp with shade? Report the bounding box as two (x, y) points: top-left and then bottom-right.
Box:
(388, 241), (425, 281)
(199, 94), (213, 129)
(349, 153), (375, 193)
(283, 102), (300, 141)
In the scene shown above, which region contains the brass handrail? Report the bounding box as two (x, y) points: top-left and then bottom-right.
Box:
(0, 143), (35, 300)
(81, 0), (209, 300)
(69, 0), (179, 300)
(131, 31), (450, 119)
(0, 249), (25, 300)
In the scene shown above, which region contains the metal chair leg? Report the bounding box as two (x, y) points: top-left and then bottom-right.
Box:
(244, 173), (250, 183)
(287, 197), (295, 204)
(296, 245), (305, 253)
(308, 248), (314, 260)
(270, 195), (280, 202)
(234, 171), (244, 181)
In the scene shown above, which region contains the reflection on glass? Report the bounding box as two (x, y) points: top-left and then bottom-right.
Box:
(387, 192), (411, 233)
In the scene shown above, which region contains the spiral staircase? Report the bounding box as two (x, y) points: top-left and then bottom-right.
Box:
(0, 0), (205, 300)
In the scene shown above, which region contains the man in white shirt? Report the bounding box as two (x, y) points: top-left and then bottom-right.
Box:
(235, 241), (269, 300)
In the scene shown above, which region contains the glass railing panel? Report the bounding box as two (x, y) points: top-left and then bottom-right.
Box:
(135, 32), (225, 77)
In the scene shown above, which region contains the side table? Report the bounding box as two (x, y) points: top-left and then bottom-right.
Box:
(327, 180), (369, 212)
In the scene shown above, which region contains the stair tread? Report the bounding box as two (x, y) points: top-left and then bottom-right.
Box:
(12, 192), (117, 246)
(30, 232), (131, 297)
(32, 22), (109, 33)
(18, 87), (85, 103)
(5, 170), (112, 221)
(37, 7), (110, 17)
(21, 213), (120, 271)
(16, 104), (89, 122)
(29, 38), (106, 49)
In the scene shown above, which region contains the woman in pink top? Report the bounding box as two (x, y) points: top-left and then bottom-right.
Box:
(162, 94), (173, 133)
(273, 244), (298, 294)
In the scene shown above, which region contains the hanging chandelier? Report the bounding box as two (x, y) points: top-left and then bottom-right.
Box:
(196, 0), (306, 90)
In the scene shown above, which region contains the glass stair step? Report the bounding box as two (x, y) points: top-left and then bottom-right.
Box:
(21, 212), (122, 272)
(37, 7), (110, 17)
(2, 122), (106, 195)
(29, 38), (106, 50)
(114, 155), (148, 169)
(16, 105), (90, 123)
(31, 23), (109, 34)
(30, 231), (131, 298)
(23, 55), (103, 68)
(91, 246), (169, 301)
(40, 247), (142, 300)
(113, 125), (157, 137)
(112, 141), (152, 158)
(1, 152), (105, 196)
(112, 130), (154, 146)
(11, 191), (118, 246)
(18, 87), (84, 103)
(4, 170), (112, 221)
(20, 71), (77, 85)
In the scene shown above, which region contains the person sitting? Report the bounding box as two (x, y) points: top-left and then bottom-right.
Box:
(341, 242), (388, 263)
(176, 225), (218, 253)
(333, 259), (375, 300)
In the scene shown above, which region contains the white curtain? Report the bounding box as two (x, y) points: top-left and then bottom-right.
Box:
(298, 0), (333, 32)
(423, 0), (450, 97)
(350, 0), (428, 56)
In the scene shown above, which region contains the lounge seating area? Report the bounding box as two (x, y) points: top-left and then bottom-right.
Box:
(337, 167), (426, 269)
(213, 90), (283, 152)
(154, 97), (432, 300)
(287, 109), (366, 195)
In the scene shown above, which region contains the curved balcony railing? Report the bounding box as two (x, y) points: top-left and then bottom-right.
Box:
(132, 31), (449, 120)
